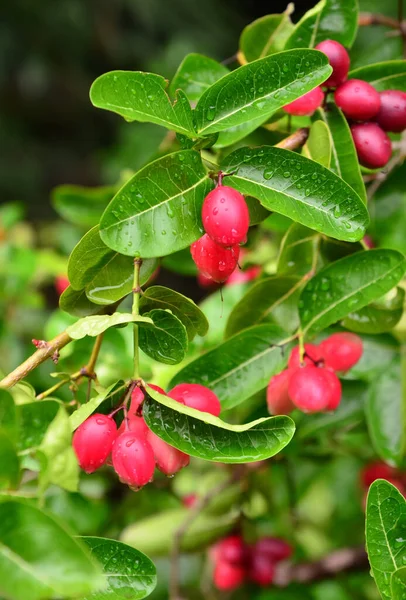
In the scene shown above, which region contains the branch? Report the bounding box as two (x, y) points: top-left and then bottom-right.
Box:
(358, 12), (401, 29)
(275, 128), (310, 151)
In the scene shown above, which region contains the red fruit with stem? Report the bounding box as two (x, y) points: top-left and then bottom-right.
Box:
(215, 535), (246, 565)
(117, 414), (149, 438)
(361, 461), (398, 488)
(72, 414), (117, 474)
(334, 79), (381, 121)
(55, 275), (69, 296)
(253, 537), (293, 562)
(213, 559), (246, 591)
(248, 552), (276, 587)
(266, 369), (295, 415)
(112, 432), (155, 489)
(376, 89), (406, 133)
(202, 185), (249, 247)
(320, 332), (363, 371)
(351, 123), (392, 169)
(226, 265), (261, 286)
(315, 40), (350, 88)
(169, 383), (221, 416)
(129, 384), (166, 414)
(288, 366), (334, 413)
(146, 430), (190, 476)
(191, 234), (240, 283)
(288, 344), (323, 370)
(283, 87), (324, 116)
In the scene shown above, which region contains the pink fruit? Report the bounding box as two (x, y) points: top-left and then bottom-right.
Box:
(253, 537), (293, 562)
(351, 122), (392, 169)
(191, 234), (240, 283)
(320, 332), (363, 371)
(55, 275), (69, 296)
(288, 344), (323, 370)
(146, 429), (190, 476)
(213, 559), (245, 591)
(117, 415), (149, 438)
(202, 185), (249, 247)
(266, 369), (295, 415)
(112, 432), (155, 489)
(376, 89), (406, 133)
(169, 383), (221, 416)
(72, 414), (117, 474)
(226, 265), (261, 285)
(248, 552), (276, 587)
(335, 79), (381, 121)
(315, 40), (350, 88)
(283, 87), (324, 116)
(215, 535), (246, 565)
(288, 366), (333, 413)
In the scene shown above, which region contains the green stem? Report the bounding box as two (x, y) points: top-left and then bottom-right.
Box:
(132, 258), (142, 380)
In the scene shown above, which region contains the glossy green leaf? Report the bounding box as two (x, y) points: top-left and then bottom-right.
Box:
(199, 282), (249, 347)
(239, 8), (294, 62)
(194, 49), (332, 135)
(277, 223), (320, 276)
(316, 104), (367, 203)
(66, 312), (152, 340)
(169, 53), (228, 103)
(139, 285), (208, 341)
(90, 71), (195, 136)
(246, 195), (271, 224)
(52, 184), (116, 228)
(214, 117), (270, 148)
(226, 276), (302, 337)
(60, 286), (103, 317)
(69, 381), (126, 431)
(161, 247), (197, 276)
(299, 250), (406, 335)
(350, 61), (406, 91)
(302, 120), (331, 168)
(138, 309), (188, 365)
(350, 333), (400, 383)
(82, 537), (156, 600)
(17, 400), (60, 451)
(0, 431), (20, 488)
(143, 385), (295, 462)
(9, 381), (37, 406)
(392, 567), (406, 600)
(0, 500), (103, 600)
(366, 480), (406, 599)
(99, 150), (212, 258)
(170, 325), (292, 410)
(0, 389), (17, 440)
(221, 146), (369, 242)
(343, 287), (405, 334)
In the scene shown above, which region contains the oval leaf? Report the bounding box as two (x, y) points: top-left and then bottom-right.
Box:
(69, 381), (126, 431)
(392, 567), (406, 600)
(138, 309), (188, 365)
(17, 400), (60, 451)
(239, 9), (294, 62)
(277, 223), (320, 277)
(169, 53), (229, 103)
(60, 286), (103, 318)
(52, 184), (116, 229)
(343, 287), (405, 334)
(66, 313), (152, 340)
(0, 431), (20, 489)
(302, 120), (331, 168)
(350, 61), (406, 92)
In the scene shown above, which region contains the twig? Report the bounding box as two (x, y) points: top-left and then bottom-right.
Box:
(275, 128), (310, 151)
(358, 12), (401, 29)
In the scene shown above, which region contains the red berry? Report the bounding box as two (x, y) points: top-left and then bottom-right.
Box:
(148, 383), (166, 396)
(376, 89), (406, 133)
(288, 344), (323, 370)
(253, 537), (292, 562)
(129, 387), (144, 412)
(320, 332), (363, 371)
(169, 383), (221, 416)
(55, 275), (69, 296)
(226, 265), (261, 286)
(202, 186), (249, 247)
(315, 40), (350, 88)
(288, 366), (333, 413)
(323, 368), (342, 410)
(363, 235), (375, 249)
(361, 461), (398, 488)
(283, 87), (324, 116)
(197, 272), (219, 289)
(146, 429), (190, 476)
(112, 432), (155, 489)
(117, 414), (149, 438)
(213, 559), (245, 591)
(191, 234), (240, 283)
(72, 414), (117, 474)
(216, 536), (246, 565)
(183, 494), (197, 508)
(266, 369), (295, 415)
(351, 122), (392, 169)
(248, 552), (275, 587)
(335, 79), (381, 121)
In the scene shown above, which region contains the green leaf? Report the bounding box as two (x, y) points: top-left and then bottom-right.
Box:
(162, 247), (197, 276)
(17, 400), (60, 451)
(285, 0), (358, 49)
(169, 53), (228, 103)
(170, 324), (292, 411)
(199, 282), (249, 347)
(138, 309), (188, 365)
(366, 480), (406, 600)
(226, 276), (302, 337)
(81, 537), (156, 600)
(52, 185), (116, 229)
(60, 286), (103, 318)
(99, 150), (212, 258)
(392, 567), (406, 600)
(0, 390), (17, 440)
(350, 61), (406, 91)
(9, 381), (37, 406)
(302, 120), (331, 168)
(194, 49), (332, 135)
(69, 381), (126, 431)
(68, 226), (158, 305)
(139, 285), (208, 341)
(66, 313), (153, 340)
(214, 117), (270, 149)
(220, 146), (369, 242)
(343, 287), (405, 334)
(143, 386), (295, 462)
(246, 195), (271, 224)
(239, 8), (294, 62)
(316, 104), (367, 203)
(277, 223), (320, 277)
(0, 500), (103, 600)
(0, 430), (20, 489)
(299, 250), (406, 335)
(90, 71), (195, 136)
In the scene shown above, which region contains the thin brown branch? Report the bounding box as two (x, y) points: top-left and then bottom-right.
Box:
(358, 12), (401, 29)
(275, 127), (310, 151)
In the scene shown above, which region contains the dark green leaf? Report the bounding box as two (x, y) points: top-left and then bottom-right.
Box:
(214, 117), (270, 149)
(194, 50), (332, 135)
(0, 390), (17, 440)
(350, 61), (406, 91)
(138, 309), (188, 365)
(66, 313), (152, 340)
(99, 150), (212, 258)
(277, 223), (320, 277)
(350, 333), (400, 383)
(299, 250), (406, 335)
(0, 430), (20, 489)
(221, 146), (369, 242)
(169, 53), (228, 103)
(69, 381), (126, 431)
(392, 567), (406, 600)
(239, 9), (294, 62)
(343, 287), (405, 334)
(52, 185), (116, 228)
(161, 247), (197, 276)
(17, 400), (60, 451)
(320, 236), (362, 263)
(60, 286), (103, 318)
(199, 282), (249, 347)
(302, 120), (331, 168)
(246, 195), (271, 224)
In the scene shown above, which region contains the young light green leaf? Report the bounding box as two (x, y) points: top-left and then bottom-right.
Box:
(69, 381), (126, 432)
(277, 223), (320, 276)
(138, 309), (188, 365)
(194, 49), (332, 135)
(17, 400), (60, 451)
(299, 250), (406, 335)
(66, 313), (152, 340)
(0, 431), (20, 489)
(169, 53), (229, 103)
(90, 71), (195, 136)
(343, 287), (405, 334)
(99, 150), (212, 258)
(60, 286), (103, 318)
(392, 567), (406, 600)
(239, 7), (294, 62)
(350, 61), (406, 91)
(302, 120), (331, 168)
(52, 184), (116, 229)
(221, 146), (369, 242)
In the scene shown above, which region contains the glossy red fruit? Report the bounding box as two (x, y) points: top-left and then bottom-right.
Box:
(253, 537), (292, 562)
(361, 461), (398, 488)
(248, 552), (276, 587)
(73, 414), (117, 474)
(55, 275), (69, 296)
(216, 536), (246, 565)
(117, 414), (149, 438)
(183, 494), (197, 508)
(146, 430), (190, 476)
(148, 383), (166, 396)
(129, 384), (166, 414)
(197, 272), (219, 289)
(202, 186), (249, 247)
(323, 368), (342, 410)
(363, 235), (375, 249)
(266, 369), (295, 415)
(320, 332), (363, 371)
(213, 559), (245, 591)
(226, 265), (261, 286)
(283, 87), (324, 116)
(288, 344), (323, 370)
(335, 79), (381, 121)
(315, 40), (350, 88)
(288, 366), (333, 413)
(190, 234), (240, 283)
(376, 89), (406, 133)
(112, 432), (155, 488)
(351, 123), (392, 169)
(169, 383), (221, 416)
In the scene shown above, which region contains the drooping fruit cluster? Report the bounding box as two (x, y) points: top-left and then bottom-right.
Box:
(361, 461), (406, 501)
(211, 534), (292, 591)
(283, 39), (406, 169)
(267, 332), (363, 415)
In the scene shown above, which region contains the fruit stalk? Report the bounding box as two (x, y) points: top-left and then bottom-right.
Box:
(132, 257), (143, 380)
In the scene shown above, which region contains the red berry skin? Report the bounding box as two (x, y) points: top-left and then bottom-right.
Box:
(191, 234), (240, 283)
(202, 186), (249, 247)
(112, 432), (155, 488)
(213, 559), (245, 591)
(147, 383), (166, 396)
(169, 383), (221, 416)
(376, 90), (406, 133)
(351, 123), (392, 169)
(72, 414), (117, 474)
(320, 332), (363, 371)
(283, 87), (324, 116)
(335, 79), (381, 121)
(55, 276), (70, 296)
(266, 369), (295, 415)
(226, 265), (261, 286)
(146, 430), (190, 476)
(253, 537), (292, 562)
(197, 272), (219, 290)
(117, 415), (149, 438)
(130, 384), (166, 414)
(288, 366), (332, 413)
(315, 40), (350, 88)
(324, 368), (342, 410)
(361, 461), (398, 488)
(183, 494), (197, 508)
(248, 553), (276, 587)
(216, 536), (246, 565)
(288, 344), (323, 370)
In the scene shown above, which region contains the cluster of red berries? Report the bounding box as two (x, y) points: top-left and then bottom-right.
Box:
(267, 332), (363, 415)
(283, 39), (406, 169)
(361, 461), (406, 500)
(211, 534), (292, 591)
(72, 382), (221, 489)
